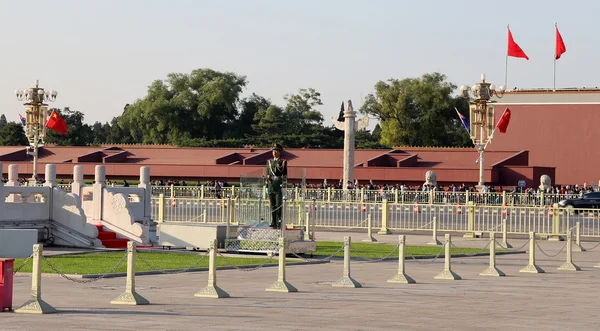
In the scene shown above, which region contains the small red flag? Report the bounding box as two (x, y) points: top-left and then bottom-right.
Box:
(496, 108), (511, 134)
(555, 26), (566, 60)
(507, 28), (529, 60)
(45, 110), (68, 136)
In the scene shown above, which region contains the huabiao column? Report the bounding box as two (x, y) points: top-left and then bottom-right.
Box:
(332, 100), (369, 189)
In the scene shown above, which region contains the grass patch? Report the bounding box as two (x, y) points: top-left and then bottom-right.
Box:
(13, 251), (279, 275)
(315, 241), (496, 258)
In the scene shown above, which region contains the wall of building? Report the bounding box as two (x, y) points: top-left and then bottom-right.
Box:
(488, 103), (600, 185)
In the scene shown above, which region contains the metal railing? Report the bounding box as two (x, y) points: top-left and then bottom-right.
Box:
(149, 185), (586, 207)
(151, 195), (600, 238)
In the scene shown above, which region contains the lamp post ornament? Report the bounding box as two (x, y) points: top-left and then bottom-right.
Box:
(15, 80), (58, 185)
(331, 100), (369, 190)
(459, 74), (504, 192)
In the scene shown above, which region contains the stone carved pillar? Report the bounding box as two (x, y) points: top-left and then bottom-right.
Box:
(92, 165), (106, 221)
(7, 164), (19, 186)
(0, 162), (3, 188)
(44, 164), (57, 188)
(138, 167), (151, 219)
(6, 164), (20, 202)
(71, 165), (85, 198)
(332, 100), (369, 189)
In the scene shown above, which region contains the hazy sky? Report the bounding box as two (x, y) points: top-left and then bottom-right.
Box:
(1, 0), (598, 127)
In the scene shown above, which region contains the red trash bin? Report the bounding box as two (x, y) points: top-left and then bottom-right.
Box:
(0, 258), (15, 312)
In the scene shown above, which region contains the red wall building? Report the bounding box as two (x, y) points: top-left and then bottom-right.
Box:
(489, 89), (600, 185)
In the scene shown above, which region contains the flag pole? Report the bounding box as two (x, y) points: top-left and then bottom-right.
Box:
(553, 22), (557, 92)
(505, 24), (509, 88)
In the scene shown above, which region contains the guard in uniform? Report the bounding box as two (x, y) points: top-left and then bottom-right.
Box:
(266, 143), (288, 228)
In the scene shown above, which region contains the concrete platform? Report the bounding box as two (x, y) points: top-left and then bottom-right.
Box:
(3, 231), (600, 331)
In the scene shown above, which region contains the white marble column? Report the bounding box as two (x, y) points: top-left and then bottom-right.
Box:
(44, 164), (57, 188)
(332, 100), (369, 190)
(138, 166), (151, 219)
(71, 165), (85, 198)
(92, 165), (106, 221)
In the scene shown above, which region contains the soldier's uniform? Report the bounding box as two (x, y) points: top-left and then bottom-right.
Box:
(266, 143), (287, 228)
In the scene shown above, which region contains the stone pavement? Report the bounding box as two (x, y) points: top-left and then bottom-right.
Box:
(3, 231), (600, 331)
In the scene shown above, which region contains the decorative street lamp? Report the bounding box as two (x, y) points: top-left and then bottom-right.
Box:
(459, 74), (504, 192)
(15, 80), (58, 184)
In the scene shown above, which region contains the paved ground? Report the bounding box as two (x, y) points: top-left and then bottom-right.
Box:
(3, 231), (600, 331)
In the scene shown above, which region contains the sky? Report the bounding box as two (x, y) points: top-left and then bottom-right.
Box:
(1, 0), (599, 129)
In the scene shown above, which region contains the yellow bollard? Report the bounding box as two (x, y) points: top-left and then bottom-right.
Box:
(387, 235), (415, 284)
(266, 237), (297, 292)
(363, 214), (377, 242)
(480, 232), (505, 276)
(558, 230), (581, 271)
(519, 232), (545, 273)
(14, 244), (57, 314)
(332, 236), (362, 288)
(434, 234), (461, 280)
(111, 242), (149, 305)
(195, 240), (229, 298)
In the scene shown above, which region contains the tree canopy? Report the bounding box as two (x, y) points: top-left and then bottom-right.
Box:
(1, 69), (474, 149)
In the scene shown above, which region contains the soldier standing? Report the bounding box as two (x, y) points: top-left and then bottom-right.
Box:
(266, 143), (287, 228)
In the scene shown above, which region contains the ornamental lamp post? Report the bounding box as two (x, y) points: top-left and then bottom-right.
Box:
(15, 80), (58, 185)
(459, 74), (504, 192)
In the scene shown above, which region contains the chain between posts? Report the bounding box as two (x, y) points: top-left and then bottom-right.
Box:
(216, 250), (276, 272)
(13, 253), (34, 274)
(496, 238), (530, 251)
(136, 249), (210, 275)
(351, 244), (400, 263)
(535, 241), (568, 258)
(580, 241), (600, 251)
(405, 246), (445, 265)
(450, 240), (492, 257)
(400, 219), (435, 232)
(41, 252), (128, 284)
(321, 217), (370, 232)
(289, 244), (346, 262)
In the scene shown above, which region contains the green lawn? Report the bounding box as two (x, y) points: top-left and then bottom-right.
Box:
(13, 251), (278, 275)
(315, 241), (493, 259)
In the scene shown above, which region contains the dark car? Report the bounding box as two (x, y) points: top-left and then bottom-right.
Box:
(558, 192), (600, 212)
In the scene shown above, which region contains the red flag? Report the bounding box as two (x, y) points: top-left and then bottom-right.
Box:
(507, 28), (529, 60)
(496, 108), (511, 134)
(555, 26), (566, 60)
(45, 110), (68, 136)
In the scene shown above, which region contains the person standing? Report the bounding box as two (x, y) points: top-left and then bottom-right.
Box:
(266, 143), (288, 228)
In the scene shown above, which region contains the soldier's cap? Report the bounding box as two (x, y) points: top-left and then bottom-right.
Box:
(272, 143), (283, 151)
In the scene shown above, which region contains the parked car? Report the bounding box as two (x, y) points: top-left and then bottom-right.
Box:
(558, 192), (600, 212)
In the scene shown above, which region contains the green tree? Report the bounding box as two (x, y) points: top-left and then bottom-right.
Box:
(229, 93), (271, 139)
(336, 101), (345, 122)
(118, 69), (247, 145)
(283, 88), (324, 133)
(0, 114), (7, 129)
(0, 122), (28, 146)
(360, 72), (470, 147)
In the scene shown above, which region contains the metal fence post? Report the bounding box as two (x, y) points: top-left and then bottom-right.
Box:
(464, 202), (476, 238)
(549, 203), (563, 241)
(14, 244), (57, 314)
(363, 214), (377, 242)
(158, 193), (165, 222)
(574, 221), (585, 252)
(200, 185), (205, 199)
(378, 199), (391, 235)
(427, 216), (442, 245)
